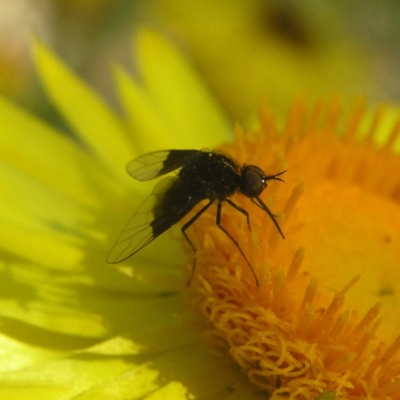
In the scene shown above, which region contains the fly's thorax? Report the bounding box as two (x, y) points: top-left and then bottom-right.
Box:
(179, 151), (240, 200)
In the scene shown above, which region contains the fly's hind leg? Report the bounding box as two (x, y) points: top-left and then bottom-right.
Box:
(216, 200), (259, 286)
(182, 199), (214, 286)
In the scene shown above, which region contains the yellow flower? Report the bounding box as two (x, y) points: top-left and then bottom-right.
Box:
(0, 26), (399, 400)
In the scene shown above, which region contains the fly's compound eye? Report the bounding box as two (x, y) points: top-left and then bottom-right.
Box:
(240, 165), (266, 197)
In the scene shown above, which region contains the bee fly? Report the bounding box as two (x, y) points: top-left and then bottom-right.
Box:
(107, 149), (286, 286)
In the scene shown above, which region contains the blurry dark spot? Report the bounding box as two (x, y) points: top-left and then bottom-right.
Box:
(378, 286), (394, 296)
(383, 235), (392, 244)
(226, 383), (235, 392)
(159, 291), (179, 297)
(263, 3), (311, 48)
(276, 376), (281, 388)
(318, 308), (326, 316)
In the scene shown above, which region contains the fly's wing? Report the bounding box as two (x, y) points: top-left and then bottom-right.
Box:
(127, 149), (201, 181)
(107, 177), (189, 263)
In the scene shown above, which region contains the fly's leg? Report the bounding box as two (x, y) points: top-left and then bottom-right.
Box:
(225, 198), (251, 232)
(182, 199), (214, 286)
(251, 197), (285, 239)
(216, 200), (259, 286)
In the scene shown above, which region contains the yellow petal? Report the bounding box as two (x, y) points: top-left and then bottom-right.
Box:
(0, 332), (64, 373)
(144, 382), (188, 400)
(0, 96), (111, 206)
(33, 39), (133, 177)
(113, 65), (178, 152)
(136, 28), (230, 147)
(0, 337), (265, 399)
(0, 355), (156, 400)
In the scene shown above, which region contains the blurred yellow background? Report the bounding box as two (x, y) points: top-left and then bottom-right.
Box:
(1, 0), (399, 126)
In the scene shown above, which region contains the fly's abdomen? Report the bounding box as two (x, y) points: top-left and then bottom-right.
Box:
(160, 180), (199, 219)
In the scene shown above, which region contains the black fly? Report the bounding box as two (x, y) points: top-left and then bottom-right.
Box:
(107, 150), (286, 286)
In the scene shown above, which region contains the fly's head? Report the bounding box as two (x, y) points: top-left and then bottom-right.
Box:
(240, 166), (286, 198)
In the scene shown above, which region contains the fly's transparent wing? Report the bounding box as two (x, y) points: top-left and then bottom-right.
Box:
(107, 177), (184, 263)
(126, 149), (201, 181)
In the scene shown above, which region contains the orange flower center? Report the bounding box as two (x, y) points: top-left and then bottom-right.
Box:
(294, 181), (400, 342)
(186, 99), (400, 399)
